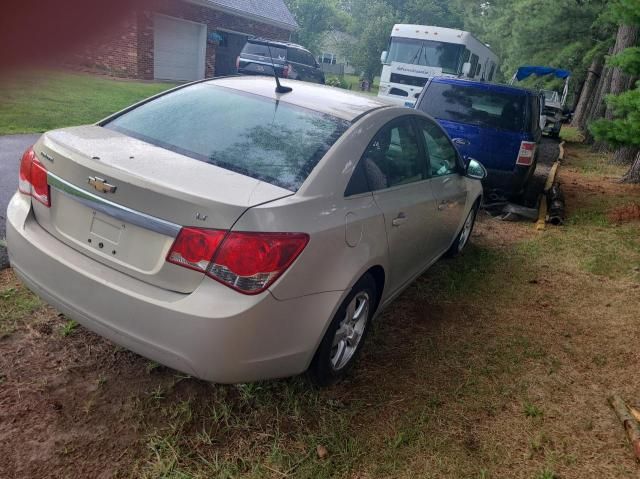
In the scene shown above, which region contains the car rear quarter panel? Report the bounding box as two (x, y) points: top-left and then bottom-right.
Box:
(235, 108), (419, 303)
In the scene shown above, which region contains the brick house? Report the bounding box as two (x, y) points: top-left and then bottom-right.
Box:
(71, 0), (298, 81)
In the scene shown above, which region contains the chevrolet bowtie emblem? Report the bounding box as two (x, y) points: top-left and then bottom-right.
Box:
(88, 176), (117, 194)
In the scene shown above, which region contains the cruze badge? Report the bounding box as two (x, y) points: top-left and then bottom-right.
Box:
(88, 176), (117, 194)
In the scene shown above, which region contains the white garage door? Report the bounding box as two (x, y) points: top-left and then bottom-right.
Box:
(154, 15), (206, 81)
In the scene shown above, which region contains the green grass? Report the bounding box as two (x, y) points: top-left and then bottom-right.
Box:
(0, 283), (41, 337)
(0, 71), (177, 135)
(559, 126), (583, 143)
(60, 319), (78, 337)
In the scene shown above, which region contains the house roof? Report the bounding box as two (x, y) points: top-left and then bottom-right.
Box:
(196, 0), (298, 31)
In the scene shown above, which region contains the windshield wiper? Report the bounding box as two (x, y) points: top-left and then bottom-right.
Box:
(408, 42), (427, 66)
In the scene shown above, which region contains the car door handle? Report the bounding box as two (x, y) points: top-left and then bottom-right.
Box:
(392, 213), (408, 227)
(452, 138), (470, 146)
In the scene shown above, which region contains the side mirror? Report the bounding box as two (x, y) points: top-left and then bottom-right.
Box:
(466, 158), (487, 180)
(380, 51), (388, 64)
(461, 62), (472, 76)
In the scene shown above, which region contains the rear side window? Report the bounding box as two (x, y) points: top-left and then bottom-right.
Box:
(530, 96), (540, 132)
(242, 42), (286, 61)
(419, 83), (528, 132)
(105, 84), (350, 191)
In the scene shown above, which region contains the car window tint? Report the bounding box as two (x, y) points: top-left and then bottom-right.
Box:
(242, 43), (286, 61)
(418, 119), (459, 177)
(418, 82), (528, 132)
(302, 51), (316, 66)
(287, 48), (303, 64)
(360, 118), (424, 191)
(105, 84), (350, 192)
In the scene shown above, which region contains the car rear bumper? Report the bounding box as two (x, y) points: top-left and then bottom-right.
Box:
(6, 193), (343, 383)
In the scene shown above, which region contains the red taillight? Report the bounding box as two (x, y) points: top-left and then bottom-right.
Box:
(516, 141), (536, 166)
(166, 229), (309, 295)
(166, 228), (226, 273)
(235, 56), (240, 70)
(282, 64), (292, 78)
(18, 147), (50, 207)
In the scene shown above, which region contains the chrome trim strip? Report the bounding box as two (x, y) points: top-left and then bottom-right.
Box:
(47, 172), (182, 238)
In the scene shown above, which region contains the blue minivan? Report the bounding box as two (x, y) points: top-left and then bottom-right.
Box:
(415, 77), (542, 198)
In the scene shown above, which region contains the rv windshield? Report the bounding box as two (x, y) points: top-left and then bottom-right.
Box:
(386, 38), (465, 74)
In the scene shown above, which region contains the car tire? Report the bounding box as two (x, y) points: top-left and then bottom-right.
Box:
(309, 274), (377, 386)
(445, 201), (479, 258)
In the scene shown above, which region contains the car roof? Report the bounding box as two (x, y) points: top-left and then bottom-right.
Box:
(246, 38), (310, 53)
(429, 77), (537, 96)
(208, 76), (393, 121)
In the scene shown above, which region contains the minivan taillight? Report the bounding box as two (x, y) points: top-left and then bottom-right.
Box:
(235, 56), (240, 70)
(18, 147), (50, 207)
(282, 64), (292, 78)
(167, 229), (309, 295)
(516, 141), (536, 166)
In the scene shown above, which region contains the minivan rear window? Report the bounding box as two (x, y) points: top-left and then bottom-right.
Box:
(242, 42), (286, 62)
(419, 83), (527, 132)
(105, 84), (349, 191)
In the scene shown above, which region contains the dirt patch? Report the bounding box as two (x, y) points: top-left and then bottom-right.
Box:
(608, 203), (640, 224)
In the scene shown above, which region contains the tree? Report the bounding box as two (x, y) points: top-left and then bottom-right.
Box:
(464, 0), (610, 96)
(341, 0), (396, 81)
(589, 0), (640, 182)
(284, 0), (345, 54)
(571, 55), (604, 129)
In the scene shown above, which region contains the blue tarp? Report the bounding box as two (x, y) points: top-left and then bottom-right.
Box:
(515, 66), (571, 81)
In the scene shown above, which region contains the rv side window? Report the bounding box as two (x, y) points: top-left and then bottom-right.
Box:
(469, 54), (479, 78)
(488, 63), (496, 81)
(475, 63), (482, 77)
(460, 49), (471, 74)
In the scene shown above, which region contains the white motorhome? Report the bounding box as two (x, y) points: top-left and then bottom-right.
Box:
(378, 24), (499, 106)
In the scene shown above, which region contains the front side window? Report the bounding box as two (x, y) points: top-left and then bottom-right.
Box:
(105, 84), (350, 191)
(357, 118), (425, 192)
(288, 48), (304, 64)
(303, 51), (318, 67)
(386, 38), (465, 75)
(417, 119), (459, 177)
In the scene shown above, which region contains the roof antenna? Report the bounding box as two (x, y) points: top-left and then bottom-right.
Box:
(267, 44), (292, 94)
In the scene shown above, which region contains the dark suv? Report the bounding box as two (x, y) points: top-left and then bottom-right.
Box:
(237, 39), (325, 85)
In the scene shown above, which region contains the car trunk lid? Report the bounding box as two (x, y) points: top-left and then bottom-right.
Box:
(32, 126), (293, 293)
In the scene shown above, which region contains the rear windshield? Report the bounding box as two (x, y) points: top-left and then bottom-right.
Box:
(242, 42), (286, 62)
(419, 83), (528, 132)
(104, 84), (349, 191)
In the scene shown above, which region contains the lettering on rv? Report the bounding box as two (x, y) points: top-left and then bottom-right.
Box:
(391, 62), (442, 77)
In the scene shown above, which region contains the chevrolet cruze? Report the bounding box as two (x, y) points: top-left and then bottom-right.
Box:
(6, 77), (485, 385)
